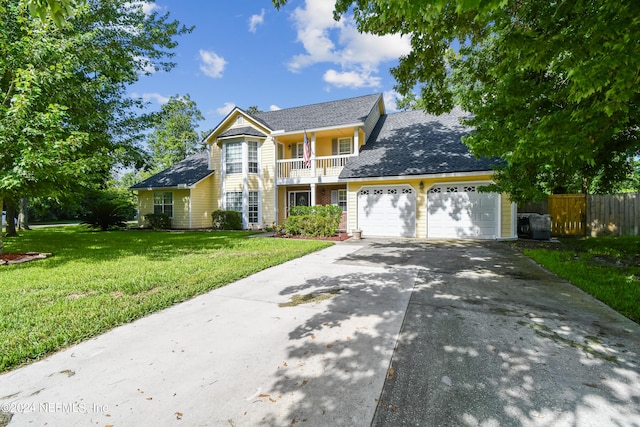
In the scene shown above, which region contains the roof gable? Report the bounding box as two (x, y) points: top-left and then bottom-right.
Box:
(250, 93), (382, 133)
(130, 151), (213, 190)
(340, 108), (500, 179)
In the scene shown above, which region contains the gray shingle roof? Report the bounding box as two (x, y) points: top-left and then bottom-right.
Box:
(250, 93), (381, 132)
(218, 126), (267, 138)
(130, 151), (213, 189)
(339, 108), (500, 179)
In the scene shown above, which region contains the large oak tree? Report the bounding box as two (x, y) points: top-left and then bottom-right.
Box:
(274, 0), (640, 203)
(0, 0), (191, 251)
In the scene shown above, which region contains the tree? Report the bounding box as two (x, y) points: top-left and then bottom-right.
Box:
(273, 0), (640, 203)
(0, 0), (192, 252)
(147, 94), (205, 171)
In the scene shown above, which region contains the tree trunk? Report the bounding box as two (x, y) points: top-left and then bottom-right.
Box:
(5, 199), (18, 237)
(18, 198), (31, 230)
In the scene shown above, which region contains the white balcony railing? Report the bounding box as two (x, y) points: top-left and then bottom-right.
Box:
(276, 154), (350, 180)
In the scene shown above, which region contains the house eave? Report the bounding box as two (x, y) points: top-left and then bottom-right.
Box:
(274, 122), (365, 137)
(340, 170), (495, 182)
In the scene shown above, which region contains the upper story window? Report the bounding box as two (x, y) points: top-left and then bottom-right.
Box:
(338, 137), (352, 155)
(248, 141), (258, 173)
(292, 142), (304, 159)
(225, 142), (242, 174)
(235, 116), (244, 126)
(153, 192), (173, 217)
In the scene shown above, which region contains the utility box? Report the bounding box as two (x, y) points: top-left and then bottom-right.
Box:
(517, 213), (551, 240)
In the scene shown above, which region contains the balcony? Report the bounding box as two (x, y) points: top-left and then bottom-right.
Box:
(276, 154), (351, 184)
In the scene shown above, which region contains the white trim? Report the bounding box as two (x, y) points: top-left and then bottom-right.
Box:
(356, 184), (417, 237)
(343, 170), (494, 182)
(512, 202), (518, 238)
(426, 181), (499, 240)
(273, 122), (365, 137)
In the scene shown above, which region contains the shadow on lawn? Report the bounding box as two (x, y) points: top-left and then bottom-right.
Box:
(263, 241), (640, 426)
(1, 227), (254, 267)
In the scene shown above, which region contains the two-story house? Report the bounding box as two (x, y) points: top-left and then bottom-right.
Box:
(131, 93), (517, 240)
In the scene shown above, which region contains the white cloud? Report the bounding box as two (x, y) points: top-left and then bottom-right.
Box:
(131, 92), (169, 105)
(269, 105), (281, 111)
(286, 0), (411, 87)
(216, 102), (236, 116)
(199, 50), (227, 78)
(125, 2), (164, 15)
(249, 9), (265, 33)
(142, 2), (162, 15)
(134, 55), (156, 74)
(383, 90), (401, 112)
(323, 69), (381, 88)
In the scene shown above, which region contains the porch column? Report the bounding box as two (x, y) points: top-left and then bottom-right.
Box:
(311, 132), (317, 177)
(310, 183), (316, 206)
(353, 128), (359, 155)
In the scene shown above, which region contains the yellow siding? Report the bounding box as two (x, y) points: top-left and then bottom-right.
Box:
(261, 137), (276, 226)
(277, 187), (287, 224)
(210, 145), (223, 213)
(172, 190), (190, 228)
(136, 189), (190, 229)
(190, 176), (214, 228)
(136, 191), (154, 227)
(501, 195), (515, 239)
(224, 175), (244, 192)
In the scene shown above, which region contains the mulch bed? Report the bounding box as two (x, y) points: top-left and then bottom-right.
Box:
(0, 252), (52, 265)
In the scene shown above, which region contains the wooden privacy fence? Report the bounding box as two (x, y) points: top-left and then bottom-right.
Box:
(519, 192), (640, 237)
(587, 193), (640, 237)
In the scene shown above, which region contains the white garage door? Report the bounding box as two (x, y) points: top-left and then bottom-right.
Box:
(357, 185), (416, 237)
(427, 184), (499, 239)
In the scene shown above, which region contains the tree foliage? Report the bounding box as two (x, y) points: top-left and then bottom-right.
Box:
(274, 0), (640, 203)
(147, 94), (204, 171)
(0, 0), (192, 251)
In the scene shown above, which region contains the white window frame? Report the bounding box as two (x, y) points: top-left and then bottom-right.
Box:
(153, 192), (173, 217)
(248, 141), (259, 174)
(248, 191), (259, 224)
(292, 142), (304, 159)
(331, 189), (347, 212)
(225, 142), (242, 174)
(338, 137), (352, 155)
(225, 191), (243, 213)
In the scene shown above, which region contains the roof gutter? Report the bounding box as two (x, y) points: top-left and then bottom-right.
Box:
(339, 170), (495, 182)
(273, 122), (365, 137)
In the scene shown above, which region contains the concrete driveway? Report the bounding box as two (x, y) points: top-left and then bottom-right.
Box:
(1, 239), (639, 426)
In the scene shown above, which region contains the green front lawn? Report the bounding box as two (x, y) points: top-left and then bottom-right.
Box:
(518, 236), (640, 323)
(0, 227), (332, 372)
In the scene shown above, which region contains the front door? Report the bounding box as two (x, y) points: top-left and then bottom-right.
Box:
(288, 191), (310, 214)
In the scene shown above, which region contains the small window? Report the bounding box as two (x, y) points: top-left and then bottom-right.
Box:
(338, 137), (352, 155)
(292, 142), (304, 159)
(331, 189), (347, 212)
(235, 116), (244, 125)
(248, 191), (259, 223)
(225, 142), (242, 174)
(248, 141), (258, 173)
(153, 192), (173, 217)
(226, 191), (243, 213)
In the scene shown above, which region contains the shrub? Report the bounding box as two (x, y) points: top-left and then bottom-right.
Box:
(82, 199), (128, 231)
(212, 210), (242, 230)
(282, 205), (342, 237)
(145, 213), (172, 230)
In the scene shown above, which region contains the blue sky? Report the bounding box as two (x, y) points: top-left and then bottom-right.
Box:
(128, 0), (411, 132)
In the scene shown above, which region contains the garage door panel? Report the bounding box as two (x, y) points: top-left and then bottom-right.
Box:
(427, 184), (498, 239)
(358, 186), (416, 237)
